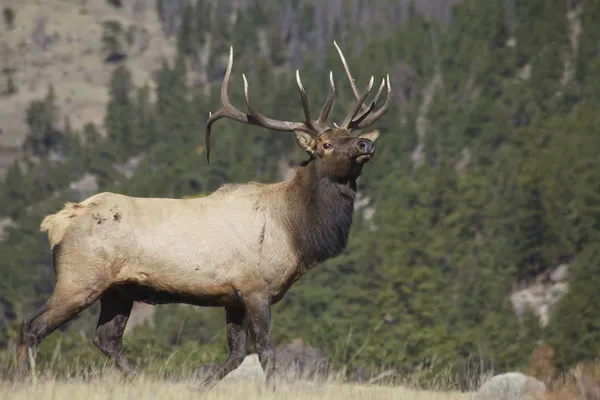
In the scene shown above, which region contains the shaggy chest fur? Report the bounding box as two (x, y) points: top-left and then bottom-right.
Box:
(282, 163), (357, 271)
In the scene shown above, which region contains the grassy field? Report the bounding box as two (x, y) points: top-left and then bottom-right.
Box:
(0, 354), (474, 400)
(0, 376), (473, 400)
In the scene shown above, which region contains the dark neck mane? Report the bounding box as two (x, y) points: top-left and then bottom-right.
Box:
(282, 161), (357, 270)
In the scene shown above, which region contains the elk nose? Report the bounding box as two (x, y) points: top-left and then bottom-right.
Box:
(357, 139), (373, 153)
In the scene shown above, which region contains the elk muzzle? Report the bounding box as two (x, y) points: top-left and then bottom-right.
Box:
(355, 138), (375, 163)
(357, 138), (374, 153)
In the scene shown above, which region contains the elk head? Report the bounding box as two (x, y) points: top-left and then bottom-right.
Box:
(205, 41), (392, 183)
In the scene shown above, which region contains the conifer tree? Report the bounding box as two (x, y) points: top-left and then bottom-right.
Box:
(546, 243), (600, 370)
(23, 85), (60, 157)
(105, 64), (134, 160)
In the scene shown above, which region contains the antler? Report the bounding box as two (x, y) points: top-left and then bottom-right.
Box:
(317, 71), (336, 127)
(340, 76), (374, 129)
(205, 47), (335, 162)
(206, 43), (392, 161)
(333, 41), (393, 131)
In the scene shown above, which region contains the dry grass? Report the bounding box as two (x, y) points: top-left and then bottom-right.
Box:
(0, 374), (473, 400)
(526, 343), (600, 400)
(534, 361), (600, 400)
(0, 354), (474, 400)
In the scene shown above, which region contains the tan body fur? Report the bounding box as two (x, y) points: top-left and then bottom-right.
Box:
(42, 179), (307, 308)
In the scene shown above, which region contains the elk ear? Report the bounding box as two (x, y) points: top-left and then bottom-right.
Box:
(358, 130), (380, 143)
(294, 131), (317, 154)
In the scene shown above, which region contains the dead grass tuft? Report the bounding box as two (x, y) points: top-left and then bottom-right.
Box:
(534, 361), (600, 400)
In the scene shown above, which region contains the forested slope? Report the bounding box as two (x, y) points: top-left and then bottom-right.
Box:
(0, 0), (598, 383)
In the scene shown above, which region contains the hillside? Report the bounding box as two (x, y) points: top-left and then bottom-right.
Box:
(0, 0), (464, 178)
(0, 0), (176, 176)
(0, 0), (599, 391)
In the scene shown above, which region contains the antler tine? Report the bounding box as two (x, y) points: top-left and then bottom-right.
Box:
(295, 70), (321, 134)
(372, 77), (386, 107)
(206, 46), (321, 162)
(351, 74), (393, 130)
(206, 46), (257, 162)
(340, 76), (374, 129)
(317, 71), (336, 127)
(348, 77), (384, 131)
(333, 40), (370, 113)
(242, 74), (314, 135)
(349, 99), (376, 129)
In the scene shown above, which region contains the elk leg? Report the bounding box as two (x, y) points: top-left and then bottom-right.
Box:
(93, 289), (135, 377)
(246, 296), (276, 390)
(16, 284), (102, 379)
(201, 306), (248, 388)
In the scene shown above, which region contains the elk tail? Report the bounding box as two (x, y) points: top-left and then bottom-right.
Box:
(40, 201), (87, 249)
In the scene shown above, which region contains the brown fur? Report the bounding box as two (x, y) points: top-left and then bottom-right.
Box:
(284, 158), (356, 270)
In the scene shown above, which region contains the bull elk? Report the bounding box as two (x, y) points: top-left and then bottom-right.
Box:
(16, 41), (392, 388)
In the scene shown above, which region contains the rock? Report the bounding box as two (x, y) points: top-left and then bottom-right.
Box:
(276, 338), (330, 379)
(123, 302), (155, 334)
(474, 372), (547, 400)
(69, 173), (99, 199)
(510, 276), (569, 327)
(195, 340), (330, 384)
(550, 265), (568, 282)
(114, 154), (144, 179)
(0, 217), (16, 241)
(222, 353), (264, 383)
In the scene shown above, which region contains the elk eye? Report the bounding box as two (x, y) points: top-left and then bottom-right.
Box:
(323, 143), (333, 150)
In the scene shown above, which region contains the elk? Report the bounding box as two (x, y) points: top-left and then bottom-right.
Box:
(16, 41), (392, 388)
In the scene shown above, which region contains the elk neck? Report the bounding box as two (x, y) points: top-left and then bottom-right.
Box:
(281, 159), (357, 271)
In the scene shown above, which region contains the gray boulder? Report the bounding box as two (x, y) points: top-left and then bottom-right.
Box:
(474, 372), (547, 400)
(276, 338), (330, 379)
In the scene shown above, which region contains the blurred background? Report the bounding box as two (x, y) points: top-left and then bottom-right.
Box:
(0, 0), (597, 390)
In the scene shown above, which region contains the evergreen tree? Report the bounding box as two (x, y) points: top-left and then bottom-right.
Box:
(576, 0), (600, 104)
(23, 85), (61, 157)
(176, 2), (194, 56)
(546, 242), (600, 370)
(130, 85), (156, 153)
(0, 162), (35, 218)
(105, 64), (134, 159)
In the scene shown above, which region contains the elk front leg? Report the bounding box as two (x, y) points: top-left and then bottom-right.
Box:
(201, 306), (248, 389)
(246, 295), (276, 390)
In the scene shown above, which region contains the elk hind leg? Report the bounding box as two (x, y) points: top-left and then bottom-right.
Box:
(93, 289), (135, 377)
(16, 281), (103, 379)
(201, 306), (248, 389)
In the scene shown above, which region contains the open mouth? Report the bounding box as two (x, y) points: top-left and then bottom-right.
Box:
(355, 153), (373, 163)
